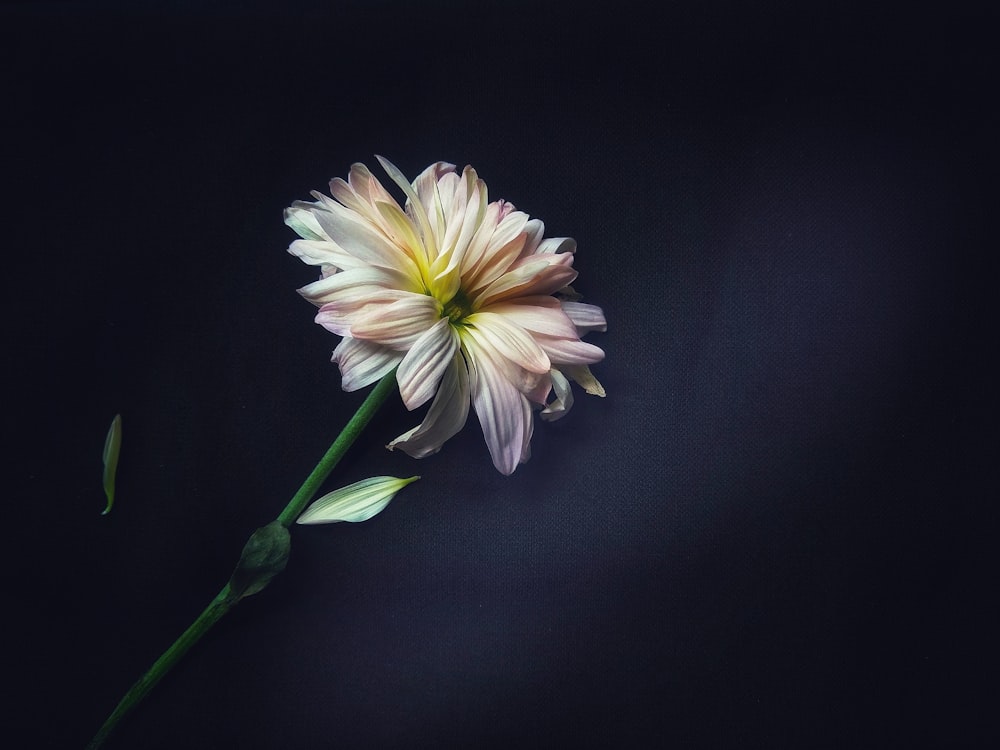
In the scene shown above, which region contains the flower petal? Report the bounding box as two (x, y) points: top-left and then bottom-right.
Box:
(560, 301), (608, 334)
(563, 364), (607, 397)
(481, 296), (580, 338)
(348, 294), (441, 350)
(463, 337), (533, 475)
(397, 318), (459, 410)
(541, 368), (574, 421)
(474, 256), (578, 308)
(309, 196), (420, 278)
(535, 335), (606, 366)
(463, 311), (550, 374)
(296, 476), (420, 524)
(388, 353), (470, 458)
(332, 337), (404, 391)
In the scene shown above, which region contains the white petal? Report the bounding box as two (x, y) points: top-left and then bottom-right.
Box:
(397, 318), (459, 410)
(284, 203), (329, 241)
(288, 239), (366, 273)
(541, 368), (574, 421)
(332, 337), (403, 391)
(300, 265), (417, 305)
(348, 294), (441, 350)
(463, 312), (550, 374)
(474, 256), (578, 308)
(388, 354), (470, 458)
(533, 236), (577, 256)
(296, 476), (419, 524)
(309, 195), (420, 278)
(536, 336), (605, 366)
(463, 338), (533, 475)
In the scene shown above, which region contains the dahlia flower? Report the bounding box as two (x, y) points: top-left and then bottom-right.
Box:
(286, 158), (606, 474)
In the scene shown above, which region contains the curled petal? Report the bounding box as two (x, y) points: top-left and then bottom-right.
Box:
(541, 369), (574, 422)
(388, 354), (470, 458)
(284, 203), (329, 241)
(297, 476), (420, 524)
(332, 337), (403, 392)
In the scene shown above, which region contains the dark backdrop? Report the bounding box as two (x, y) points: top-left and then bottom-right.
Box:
(2, 1), (995, 748)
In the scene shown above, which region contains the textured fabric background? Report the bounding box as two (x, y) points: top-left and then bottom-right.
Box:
(2, 2), (995, 748)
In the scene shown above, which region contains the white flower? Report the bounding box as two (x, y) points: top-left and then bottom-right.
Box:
(296, 476), (420, 524)
(286, 158), (606, 474)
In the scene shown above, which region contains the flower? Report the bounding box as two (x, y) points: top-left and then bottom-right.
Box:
(286, 157), (606, 474)
(296, 476), (420, 524)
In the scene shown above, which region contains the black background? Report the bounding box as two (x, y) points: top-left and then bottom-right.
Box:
(2, 1), (996, 748)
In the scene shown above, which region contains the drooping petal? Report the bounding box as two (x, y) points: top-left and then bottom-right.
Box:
(296, 476), (420, 524)
(396, 317), (459, 410)
(388, 353), (470, 458)
(463, 337), (532, 475)
(563, 364), (607, 397)
(540, 368), (574, 421)
(332, 337), (404, 392)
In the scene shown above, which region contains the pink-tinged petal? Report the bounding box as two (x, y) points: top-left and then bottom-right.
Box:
(349, 294), (441, 350)
(474, 257), (578, 308)
(463, 311), (550, 374)
(541, 368), (574, 422)
(462, 209), (531, 291)
(348, 162), (397, 205)
(463, 338), (533, 475)
(517, 218), (546, 258)
(413, 161), (457, 217)
(309, 195), (420, 278)
(332, 337), (403, 392)
(397, 318), (459, 410)
(481, 296), (580, 338)
(299, 265), (416, 305)
(374, 200), (429, 269)
(388, 353), (470, 458)
(560, 301), (608, 333)
(314, 290), (411, 336)
(533, 236), (577, 256)
(535, 336), (605, 366)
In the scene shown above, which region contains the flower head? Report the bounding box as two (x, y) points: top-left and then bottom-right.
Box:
(286, 158), (606, 474)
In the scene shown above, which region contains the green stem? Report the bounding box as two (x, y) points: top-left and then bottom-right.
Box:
(275, 370), (398, 526)
(86, 371), (397, 749)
